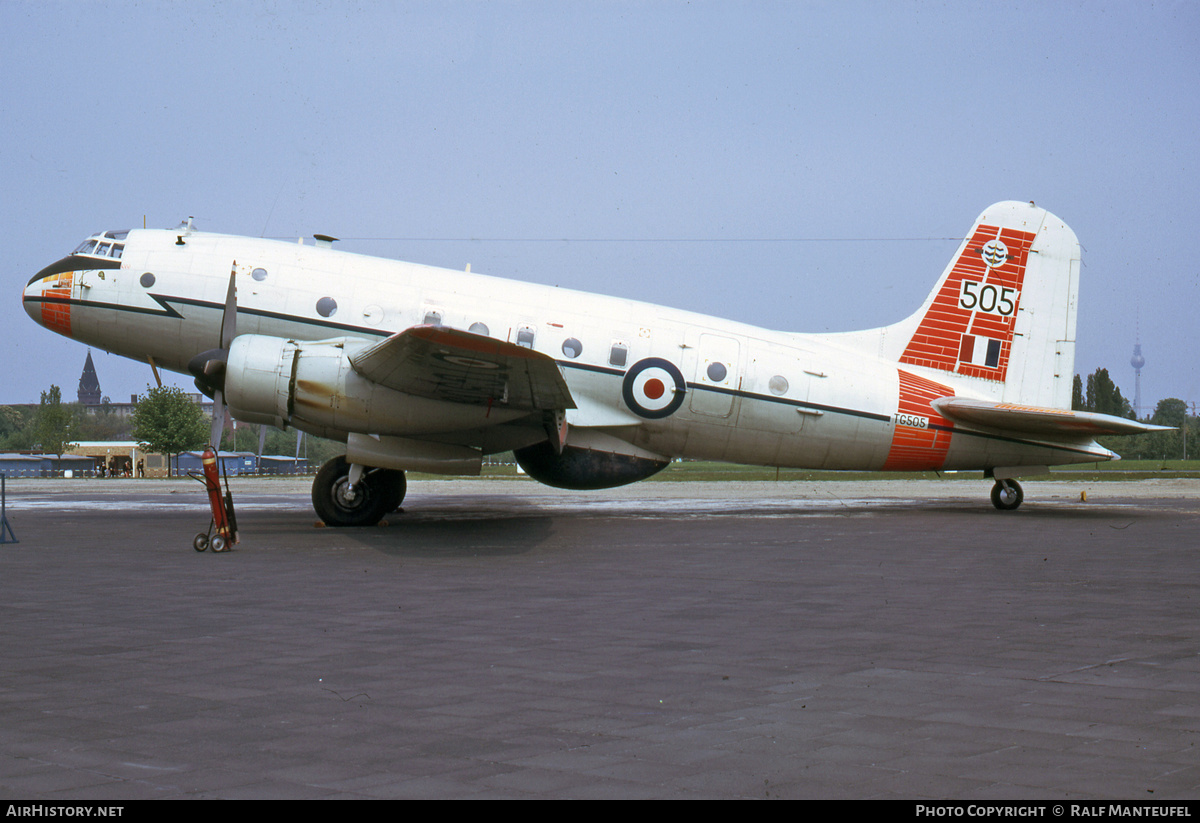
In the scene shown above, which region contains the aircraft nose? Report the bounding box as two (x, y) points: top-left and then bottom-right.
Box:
(22, 277), (43, 324)
(23, 261), (74, 335)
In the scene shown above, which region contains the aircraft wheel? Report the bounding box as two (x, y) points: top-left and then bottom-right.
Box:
(381, 469), (406, 511)
(312, 456), (393, 527)
(193, 533), (209, 552)
(991, 479), (1024, 511)
(210, 535), (227, 553)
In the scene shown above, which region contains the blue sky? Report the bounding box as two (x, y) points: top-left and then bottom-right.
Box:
(3, 0), (1197, 416)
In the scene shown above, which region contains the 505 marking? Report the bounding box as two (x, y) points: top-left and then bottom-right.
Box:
(959, 281), (1018, 317)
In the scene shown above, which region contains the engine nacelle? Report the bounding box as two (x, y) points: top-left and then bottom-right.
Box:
(514, 429), (669, 490)
(223, 334), (527, 440)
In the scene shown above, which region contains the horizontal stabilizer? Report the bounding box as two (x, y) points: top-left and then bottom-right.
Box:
(349, 325), (576, 412)
(932, 397), (1173, 437)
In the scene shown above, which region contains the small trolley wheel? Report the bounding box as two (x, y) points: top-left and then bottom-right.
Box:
(210, 535), (227, 553)
(193, 533), (209, 552)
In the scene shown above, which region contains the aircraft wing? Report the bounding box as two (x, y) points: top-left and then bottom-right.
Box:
(348, 325), (576, 412)
(932, 397), (1173, 437)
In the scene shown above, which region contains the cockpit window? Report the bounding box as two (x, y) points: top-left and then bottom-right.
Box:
(72, 231), (127, 259)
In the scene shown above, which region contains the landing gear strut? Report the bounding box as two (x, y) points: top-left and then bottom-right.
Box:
(991, 478), (1024, 511)
(311, 456), (406, 527)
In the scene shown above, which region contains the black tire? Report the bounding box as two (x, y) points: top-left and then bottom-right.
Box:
(311, 456), (396, 527)
(991, 479), (1024, 511)
(193, 533), (209, 552)
(380, 469), (406, 511)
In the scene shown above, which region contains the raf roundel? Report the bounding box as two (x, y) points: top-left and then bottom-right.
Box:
(622, 357), (686, 419)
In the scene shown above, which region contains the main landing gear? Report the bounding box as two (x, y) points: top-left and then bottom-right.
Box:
(311, 456), (406, 527)
(990, 478), (1024, 511)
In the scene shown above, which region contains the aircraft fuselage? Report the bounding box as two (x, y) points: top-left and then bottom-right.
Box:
(23, 220), (1112, 478)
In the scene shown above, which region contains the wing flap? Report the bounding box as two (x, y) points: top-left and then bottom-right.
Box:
(932, 397), (1173, 437)
(349, 325), (576, 412)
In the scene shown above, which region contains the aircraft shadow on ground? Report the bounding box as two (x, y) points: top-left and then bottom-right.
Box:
(244, 510), (559, 558)
(378, 515), (557, 557)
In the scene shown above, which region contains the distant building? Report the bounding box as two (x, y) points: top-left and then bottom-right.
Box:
(0, 452), (96, 477)
(77, 351), (102, 405)
(67, 441), (146, 477)
(66, 351), (213, 420)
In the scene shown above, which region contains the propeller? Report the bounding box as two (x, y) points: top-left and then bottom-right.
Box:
(187, 264), (238, 450)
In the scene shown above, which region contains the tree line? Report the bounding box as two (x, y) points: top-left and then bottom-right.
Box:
(1073, 368), (1195, 461)
(1, 385), (344, 469)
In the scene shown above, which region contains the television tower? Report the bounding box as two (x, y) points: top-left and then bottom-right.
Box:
(1130, 341), (1145, 419)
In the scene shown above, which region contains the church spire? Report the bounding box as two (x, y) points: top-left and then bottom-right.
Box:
(78, 350), (102, 405)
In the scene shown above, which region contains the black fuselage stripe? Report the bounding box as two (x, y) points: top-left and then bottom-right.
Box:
(24, 293), (392, 337)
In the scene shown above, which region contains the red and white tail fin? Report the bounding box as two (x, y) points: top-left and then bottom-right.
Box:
(836, 201), (1080, 409)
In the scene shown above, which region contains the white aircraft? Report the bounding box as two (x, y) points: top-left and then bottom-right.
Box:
(24, 201), (1165, 525)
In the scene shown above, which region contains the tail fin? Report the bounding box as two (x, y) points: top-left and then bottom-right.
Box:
(837, 201), (1080, 409)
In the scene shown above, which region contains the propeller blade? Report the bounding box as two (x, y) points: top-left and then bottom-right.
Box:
(205, 264), (239, 448)
(211, 389), (227, 450)
(219, 265), (238, 350)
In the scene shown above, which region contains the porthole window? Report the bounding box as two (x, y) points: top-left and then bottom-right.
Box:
(316, 296), (338, 317)
(769, 375), (789, 396)
(139, 272), (155, 288)
(423, 311), (442, 326)
(251, 267), (268, 281)
(469, 322), (489, 336)
(609, 342), (628, 368)
(516, 327), (536, 348)
(561, 338), (582, 358)
(706, 362), (728, 382)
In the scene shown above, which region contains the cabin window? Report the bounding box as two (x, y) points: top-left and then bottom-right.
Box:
(516, 326), (536, 348)
(469, 322), (489, 336)
(609, 342), (628, 368)
(252, 268), (268, 281)
(316, 297), (338, 317)
(769, 375), (789, 396)
(139, 272), (155, 288)
(423, 310), (442, 326)
(706, 362), (727, 382)
(561, 338), (582, 359)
